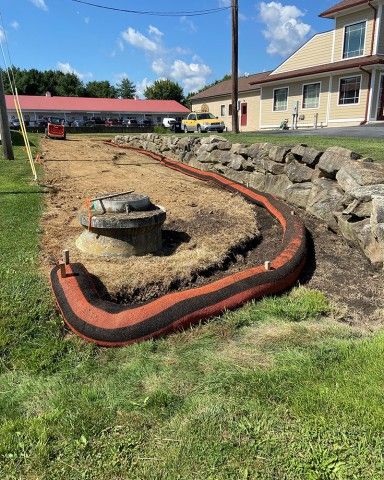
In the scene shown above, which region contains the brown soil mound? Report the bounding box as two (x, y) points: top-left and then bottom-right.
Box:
(40, 136), (259, 301)
(40, 136), (383, 324)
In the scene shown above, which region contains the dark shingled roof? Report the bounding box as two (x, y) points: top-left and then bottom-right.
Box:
(319, 0), (370, 18)
(190, 71), (272, 100)
(250, 55), (384, 85)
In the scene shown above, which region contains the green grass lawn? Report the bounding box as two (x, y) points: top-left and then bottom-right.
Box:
(76, 129), (384, 161)
(1, 136), (384, 479)
(222, 132), (384, 162)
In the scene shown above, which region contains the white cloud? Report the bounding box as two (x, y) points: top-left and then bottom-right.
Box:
(259, 1), (311, 56)
(57, 62), (93, 80)
(114, 72), (129, 83)
(136, 77), (151, 97)
(11, 21), (20, 30)
(122, 27), (158, 52)
(0, 27), (5, 42)
(173, 46), (190, 55)
(218, 0), (231, 6)
(180, 16), (197, 33)
(170, 60), (212, 92)
(29, 0), (48, 11)
(148, 25), (163, 37)
(84, 17), (90, 24)
(152, 59), (167, 75)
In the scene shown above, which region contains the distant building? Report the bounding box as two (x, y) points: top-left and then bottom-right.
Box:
(191, 0), (384, 131)
(5, 94), (189, 124)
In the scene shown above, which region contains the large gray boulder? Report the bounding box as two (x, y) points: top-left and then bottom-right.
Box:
(253, 158), (285, 175)
(264, 174), (293, 200)
(228, 154), (246, 171)
(346, 184), (384, 202)
(248, 172), (266, 191)
(246, 142), (272, 159)
(225, 169), (249, 184)
(317, 146), (362, 176)
(216, 141), (232, 151)
(285, 183), (313, 209)
(230, 143), (249, 156)
(285, 159), (314, 183)
(268, 145), (290, 163)
(291, 144), (322, 166)
(306, 178), (345, 230)
(196, 149), (224, 164)
(335, 214), (383, 266)
(371, 196), (384, 235)
(336, 161), (384, 192)
(342, 198), (373, 219)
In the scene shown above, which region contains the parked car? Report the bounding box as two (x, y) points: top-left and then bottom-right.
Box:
(105, 118), (121, 126)
(182, 112), (225, 133)
(123, 119), (138, 126)
(9, 119), (20, 128)
(141, 118), (153, 126)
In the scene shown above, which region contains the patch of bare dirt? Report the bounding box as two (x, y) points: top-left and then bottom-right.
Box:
(40, 136), (259, 301)
(40, 136), (383, 324)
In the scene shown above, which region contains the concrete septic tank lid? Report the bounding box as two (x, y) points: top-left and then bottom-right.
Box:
(79, 207), (166, 229)
(76, 191), (166, 257)
(92, 192), (151, 214)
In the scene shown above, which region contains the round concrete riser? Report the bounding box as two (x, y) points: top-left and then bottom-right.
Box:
(76, 225), (163, 257)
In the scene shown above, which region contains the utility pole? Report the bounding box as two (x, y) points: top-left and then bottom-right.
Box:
(231, 0), (239, 134)
(0, 68), (13, 160)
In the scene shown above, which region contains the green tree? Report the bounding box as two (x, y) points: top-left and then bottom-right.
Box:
(2, 67), (85, 96)
(85, 80), (117, 98)
(144, 79), (184, 103)
(116, 78), (136, 99)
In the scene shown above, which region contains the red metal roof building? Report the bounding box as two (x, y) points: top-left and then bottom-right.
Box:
(5, 94), (190, 123)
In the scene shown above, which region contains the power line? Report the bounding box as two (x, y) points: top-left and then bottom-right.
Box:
(70, 0), (231, 16)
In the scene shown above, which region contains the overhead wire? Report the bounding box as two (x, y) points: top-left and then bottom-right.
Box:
(0, 12), (37, 180)
(70, 0), (232, 16)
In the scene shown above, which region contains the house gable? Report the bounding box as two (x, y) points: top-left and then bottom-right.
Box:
(271, 31), (334, 75)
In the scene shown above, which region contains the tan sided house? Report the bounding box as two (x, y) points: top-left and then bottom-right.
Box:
(191, 0), (384, 131)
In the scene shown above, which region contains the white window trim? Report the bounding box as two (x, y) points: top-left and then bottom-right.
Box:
(301, 81), (322, 110)
(220, 104), (226, 117)
(341, 20), (367, 60)
(373, 4), (382, 54)
(272, 86), (289, 112)
(338, 74), (363, 107)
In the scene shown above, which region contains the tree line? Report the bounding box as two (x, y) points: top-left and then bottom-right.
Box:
(2, 67), (188, 105)
(2, 67), (232, 109)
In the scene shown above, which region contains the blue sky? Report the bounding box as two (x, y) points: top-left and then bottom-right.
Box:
(1, 0), (338, 95)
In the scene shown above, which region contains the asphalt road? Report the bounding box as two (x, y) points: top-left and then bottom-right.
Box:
(263, 124), (384, 138)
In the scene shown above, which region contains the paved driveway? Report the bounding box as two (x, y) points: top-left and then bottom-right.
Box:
(262, 124), (384, 138)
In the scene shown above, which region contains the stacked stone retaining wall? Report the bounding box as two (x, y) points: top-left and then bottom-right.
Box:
(114, 133), (384, 268)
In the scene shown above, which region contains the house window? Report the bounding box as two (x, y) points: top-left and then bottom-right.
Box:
(343, 22), (366, 59)
(339, 76), (361, 105)
(302, 83), (321, 109)
(221, 105), (226, 116)
(273, 88), (288, 111)
(229, 104), (233, 116)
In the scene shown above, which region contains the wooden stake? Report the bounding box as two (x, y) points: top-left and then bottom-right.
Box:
(63, 249), (70, 265)
(264, 261), (271, 271)
(59, 261), (66, 278)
